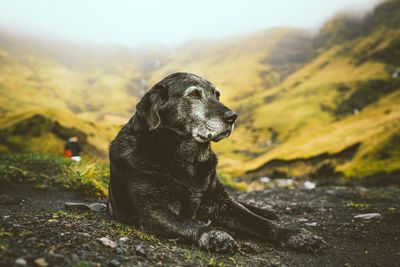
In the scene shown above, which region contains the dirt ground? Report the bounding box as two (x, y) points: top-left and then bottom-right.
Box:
(1, 183), (399, 267)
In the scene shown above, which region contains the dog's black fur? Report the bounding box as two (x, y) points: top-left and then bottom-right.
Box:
(108, 72), (325, 253)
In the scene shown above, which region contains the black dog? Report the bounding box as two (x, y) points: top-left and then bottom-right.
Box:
(108, 72), (325, 253)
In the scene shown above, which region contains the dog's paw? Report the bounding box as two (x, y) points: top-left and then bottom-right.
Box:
(198, 230), (238, 253)
(279, 228), (327, 253)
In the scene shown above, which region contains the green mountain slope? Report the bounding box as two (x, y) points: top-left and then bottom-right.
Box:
(0, 29), (170, 124)
(0, 0), (399, 183)
(149, 27), (314, 105)
(0, 31), (168, 158)
(214, 0), (400, 181)
(0, 108), (119, 158)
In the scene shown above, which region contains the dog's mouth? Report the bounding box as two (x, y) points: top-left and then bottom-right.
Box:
(194, 127), (233, 143)
(210, 129), (231, 142)
(195, 135), (210, 143)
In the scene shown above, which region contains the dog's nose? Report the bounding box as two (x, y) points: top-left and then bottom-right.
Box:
(224, 110), (237, 124)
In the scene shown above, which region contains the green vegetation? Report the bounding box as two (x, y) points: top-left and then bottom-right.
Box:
(0, 153), (108, 197)
(1, 0), (400, 184)
(334, 79), (400, 116)
(212, 0), (400, 181)
(0, 108), (119, 158)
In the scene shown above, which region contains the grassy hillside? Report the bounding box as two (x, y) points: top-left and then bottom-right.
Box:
(149, 27), (314, 106)
(0, 31), (166, 158)
(0, 108), (120, 158)
(0, 29), (170, 124)
(214, 0), (400, 181)
(150, 0), (400, 182)
(0, 46), (137, 121)
(0, 0), (399, 184)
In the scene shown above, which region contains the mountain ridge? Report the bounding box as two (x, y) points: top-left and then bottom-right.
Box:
(1, 0), (399, 183)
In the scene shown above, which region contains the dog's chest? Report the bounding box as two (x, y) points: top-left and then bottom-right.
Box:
(169, 153), (216, 218)
(178, 172), (212, 219)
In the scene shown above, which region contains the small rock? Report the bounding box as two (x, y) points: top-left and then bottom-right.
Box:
(119, 237), (129, 243)
(354, 213), (382, 220)
(298, 218), (308, 222)
(64, 202), (107, 213)
(259, 176), (271, 183)
(276, 178), (293, 188)
(89, 203), (107, 213)
(4, 215), (11, 219)
(34, 258), (48, 267)
(71, 254), (79, 262)
(109, 259), (121, 267)
(135, 243), (146, 256)
(15, 258), (27, 266)
(99, 237), (117, 248)
(305, 222), (317, 227)
(304, 181), (316, 189)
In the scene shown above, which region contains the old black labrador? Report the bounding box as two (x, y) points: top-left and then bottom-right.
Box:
(108, 72), (325, 253)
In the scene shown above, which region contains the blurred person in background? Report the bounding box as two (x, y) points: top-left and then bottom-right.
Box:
(64, 136), (82, 162)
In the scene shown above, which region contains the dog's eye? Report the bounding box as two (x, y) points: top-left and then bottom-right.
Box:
(188, 90), (201, 99)
(215, 91), (220, 100)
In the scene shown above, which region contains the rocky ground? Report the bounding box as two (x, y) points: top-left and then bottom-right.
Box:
(1, 183), (400, 267)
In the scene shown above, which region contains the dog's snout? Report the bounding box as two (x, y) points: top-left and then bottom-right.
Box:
(224, 110), (237, 124)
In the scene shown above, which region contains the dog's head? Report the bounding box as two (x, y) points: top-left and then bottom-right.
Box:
(136, 72), (237, 143)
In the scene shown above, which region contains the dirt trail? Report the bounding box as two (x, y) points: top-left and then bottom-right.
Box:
(1, 183), (399, 266)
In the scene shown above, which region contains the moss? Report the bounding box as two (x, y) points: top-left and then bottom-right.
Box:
(73, 261), (91, 267)
(208, 257), (225, 267)
(0, 241), (9, 251)
(51, 210), (94, 221)
(0, 227), (12, 238)
(0, 153), (109, 197)
(18, 230), (33, 237)
(182, 249), (234, 267)
(346, 201), (370, 208)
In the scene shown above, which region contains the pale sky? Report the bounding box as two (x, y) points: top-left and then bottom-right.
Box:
(0, 0), (383, 46)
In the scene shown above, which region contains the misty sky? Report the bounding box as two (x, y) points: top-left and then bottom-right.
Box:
(0, 0), (382, 46)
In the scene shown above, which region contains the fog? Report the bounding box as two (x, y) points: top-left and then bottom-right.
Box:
(0, 0), (384, 46)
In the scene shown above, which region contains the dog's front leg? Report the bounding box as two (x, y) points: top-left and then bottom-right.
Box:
(204, 185), (326, 252)
(139, 206), (238, 253)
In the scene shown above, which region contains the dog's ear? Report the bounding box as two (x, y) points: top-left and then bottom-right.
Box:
(136, 84), (168, 131)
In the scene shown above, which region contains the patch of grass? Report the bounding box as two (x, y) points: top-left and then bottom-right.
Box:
(0, 227), (12, 238)
(0, 153), (109, 197)
(0, 241), (9, 252)
(51, 210), (94, 221)
(101, 219), (158, 242)
(346, 201), (370, 208)
(219, 173), (248, 191)
(73, 261), (91, 267)
(181, 249), (234, 267)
